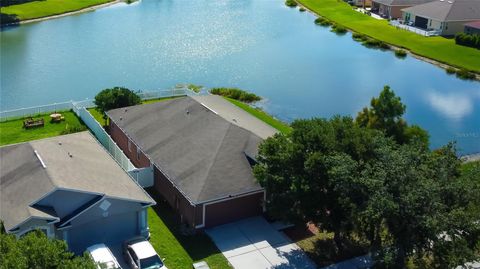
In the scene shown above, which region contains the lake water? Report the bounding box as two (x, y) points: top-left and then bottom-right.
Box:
(1, 0), (479, 154)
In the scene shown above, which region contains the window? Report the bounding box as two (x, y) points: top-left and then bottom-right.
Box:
(136, 148), (141, 160)
(128, 140), (132, 152)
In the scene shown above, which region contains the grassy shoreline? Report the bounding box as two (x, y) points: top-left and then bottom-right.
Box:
(296, 0), (480, 73)
(1, 0), (116, 24)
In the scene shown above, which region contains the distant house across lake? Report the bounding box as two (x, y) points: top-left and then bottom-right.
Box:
(402, 0), (480, 35)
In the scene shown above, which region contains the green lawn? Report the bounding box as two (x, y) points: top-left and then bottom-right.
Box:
(224, 97), (292, 134)
(0, 111), (87, 146)
(1, 0), (113, 22)
(147, 191), (231, 269)
(296, 0), (480, 72)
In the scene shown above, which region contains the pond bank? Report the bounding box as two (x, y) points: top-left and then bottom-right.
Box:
(295, 0), (480, 75)
(1, 0), (121, 26)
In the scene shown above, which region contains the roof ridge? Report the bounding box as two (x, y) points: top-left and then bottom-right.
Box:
(444, 0), (457, 21)
(195, 122), (233, 201)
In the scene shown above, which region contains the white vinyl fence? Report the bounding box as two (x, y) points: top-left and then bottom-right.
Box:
(0, 101), (74, 122)
(129, 167), (154, 188)
(75, 107), (136, 172)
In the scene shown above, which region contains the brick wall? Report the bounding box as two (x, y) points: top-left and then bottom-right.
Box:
(108, 120), (150, 168)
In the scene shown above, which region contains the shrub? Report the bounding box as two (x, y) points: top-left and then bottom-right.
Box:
(60, 124), (87, 135)
(187, 84), (203, 93)
(314, 17), (332, 26)
(362, 38), (390, 49)
(352, 32), (367, 41)
(331, 24), (348, 34)
(446, 67), (456, 74)
(210, 88), (262, 103)
(285, 0), (297, 7)
(455, 33), (480, 49)
(299, 7), (306, 12)
(455, 68), (476, 80)
(395, 49), (407, 58)
(94, 87), (141, 118)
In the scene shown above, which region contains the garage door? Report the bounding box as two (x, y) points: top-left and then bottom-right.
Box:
(204, 192), (263, 228)
(415, 16), (428, 29)
(67, 212), (138, 254)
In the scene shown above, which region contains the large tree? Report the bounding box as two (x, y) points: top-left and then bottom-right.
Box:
(356, 85), (429, 146)
(254, 90), (479, 267)
(0, 230), (96, 269)
(94, 87), (141, 120)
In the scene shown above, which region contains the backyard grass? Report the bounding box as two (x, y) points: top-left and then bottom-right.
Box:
(1, 0), (114, 22)
(0, 111), (86, 146)
(147, 190), (231, 269)
(296, 0), (480, 72)
(224, 97), (292, 134)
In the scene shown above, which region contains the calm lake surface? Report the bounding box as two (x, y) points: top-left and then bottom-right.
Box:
(1, 0), (479, 153)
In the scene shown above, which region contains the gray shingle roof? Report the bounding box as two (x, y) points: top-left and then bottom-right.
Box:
(0, 132), (154, 231)
(402, 0), (480, 21)
(373, 0), (434, 6)
(106, 96), (265, 204)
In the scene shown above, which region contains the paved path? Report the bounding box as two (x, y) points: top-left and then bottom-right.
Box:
(192, 95), (278, 139)
(207, 217), (316, 269)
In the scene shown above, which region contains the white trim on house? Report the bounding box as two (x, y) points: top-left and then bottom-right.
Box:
(8, 216), (60, 233)
(58, 196), (106, 228)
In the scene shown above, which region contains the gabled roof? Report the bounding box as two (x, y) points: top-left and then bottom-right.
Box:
(373, 0), (434, 6)
(402, 0), (480, 22)
(0, 132), (154, 232)
(106, 96), (267, 204)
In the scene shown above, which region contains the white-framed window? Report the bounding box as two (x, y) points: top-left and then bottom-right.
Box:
(128, 140), (132, 152)
(18, 225), (54, 239)
(136, 148), (141, 160)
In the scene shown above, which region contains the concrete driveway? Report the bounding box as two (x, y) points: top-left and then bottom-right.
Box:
(206, 217), (316, 269)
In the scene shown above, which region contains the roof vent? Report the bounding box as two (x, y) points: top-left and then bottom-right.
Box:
(58, 142), (62, 145)
(186, 109), (190, 115)
(34, 150), (47, 169)
(124, 108), (128, 112)
(68, 152), (73, 158)
(447, 0), (452, 3)
(119, 117), (123, 121)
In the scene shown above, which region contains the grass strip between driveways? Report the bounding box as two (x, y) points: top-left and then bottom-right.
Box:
(147, 192), (232, 269)
(1, 0), (114, 22)
(296, 0), (480, 72)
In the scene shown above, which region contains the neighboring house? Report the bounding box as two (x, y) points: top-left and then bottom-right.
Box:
(106, 96), (275, 230)
(351, 0), (372, 7)
(0, 132), (155, 254)
(402, 0), (480, 35)
(464, 20), (480, 34)
(371, 0), (434, 19)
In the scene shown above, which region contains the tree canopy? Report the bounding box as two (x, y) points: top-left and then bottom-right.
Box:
(0, 230), (96, 269)
(356, 85), (429, 146)
(94, 87), (141, 119)
(254, 87), (480, 268)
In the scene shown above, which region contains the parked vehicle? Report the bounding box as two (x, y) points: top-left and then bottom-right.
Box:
(124, 236), (167, 269)
(86, 244), (121, 269)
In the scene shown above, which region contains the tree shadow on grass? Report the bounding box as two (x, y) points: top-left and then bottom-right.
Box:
(306, 236), (368, 267)
(1, 0), (44, 7)
(1, 13), (19, 26)
(145, 188), (224, 262)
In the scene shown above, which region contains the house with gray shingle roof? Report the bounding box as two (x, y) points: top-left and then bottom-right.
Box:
(371, 0), (435, 19)
(0, 131), (155, 254)
(106, 95), (277, 229)
(402, 0), (480, 35)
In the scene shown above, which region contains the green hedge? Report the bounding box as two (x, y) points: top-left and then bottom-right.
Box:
(210, 88), (261, 103)
(455, 33), (480, 49)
